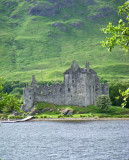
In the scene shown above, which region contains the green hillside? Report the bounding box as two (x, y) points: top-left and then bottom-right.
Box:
(0, 0), (129, 83)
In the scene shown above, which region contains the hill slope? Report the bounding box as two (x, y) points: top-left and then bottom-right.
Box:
(0, 0), (129, 82)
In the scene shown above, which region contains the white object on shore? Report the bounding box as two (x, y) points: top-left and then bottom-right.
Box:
(1, 116), (33, 123)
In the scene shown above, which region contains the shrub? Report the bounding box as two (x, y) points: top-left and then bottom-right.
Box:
(58, 115), (62, 118)
(15, 115), (23, 119)
(96, 95), (111, 110)
(34, 116), (38, 119)
(109, 82), (129, 107)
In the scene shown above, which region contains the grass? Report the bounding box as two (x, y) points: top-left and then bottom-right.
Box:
(0, 0), (129, 83)
(1, 102), (129, 120)
(33, 102), (129, 119)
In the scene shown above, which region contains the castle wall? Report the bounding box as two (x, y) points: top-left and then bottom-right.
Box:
(34, 84), (65, 105)
(85, 73), (97, 106)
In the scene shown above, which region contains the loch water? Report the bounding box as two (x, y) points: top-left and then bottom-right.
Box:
(0, 120), (129, 160)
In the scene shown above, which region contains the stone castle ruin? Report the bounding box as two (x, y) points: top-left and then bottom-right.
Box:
(21, 61), (109, 112)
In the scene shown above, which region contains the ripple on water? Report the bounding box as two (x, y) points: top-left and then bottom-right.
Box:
(0, 120), (129, 160)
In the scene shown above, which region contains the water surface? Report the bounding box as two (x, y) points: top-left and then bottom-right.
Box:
(0, 120), (129, 160)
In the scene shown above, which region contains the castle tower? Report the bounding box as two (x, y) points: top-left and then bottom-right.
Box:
(86, 62), (90, 72)
(21, 75), (37, 111)
(26, 82), (29, 88)
(63, 60), (87, 106)
(30, 75), (37, 88)
(71, 60), (79, 71)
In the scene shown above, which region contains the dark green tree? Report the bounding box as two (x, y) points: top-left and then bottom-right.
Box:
(96, 95), (111, 111)
(0, 79), (21, 113)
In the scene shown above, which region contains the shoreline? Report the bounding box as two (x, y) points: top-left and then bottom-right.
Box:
(30, 117), (129, 121)
(1, 117), (129, 123)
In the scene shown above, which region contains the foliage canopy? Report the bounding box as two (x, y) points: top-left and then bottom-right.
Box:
(120, 88), (129, 108)
(101, 1), (129, 53)
(0, 79), (21, 113)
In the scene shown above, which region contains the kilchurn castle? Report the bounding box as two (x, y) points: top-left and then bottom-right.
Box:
(21, 61), (109, 111)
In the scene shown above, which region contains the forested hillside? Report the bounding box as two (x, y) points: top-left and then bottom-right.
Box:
(0, 0), (129, 82)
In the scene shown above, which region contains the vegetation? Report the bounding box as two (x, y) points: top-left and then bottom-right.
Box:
(96, 95), (111, 111)
(101, 1), (129, 53)
(0, 0), (129, 82)
(32, 102), (129, 119)
(101, 1), (129, 107)
(120, 88), (129, 108)
(0, 79), (22, 114)
(109, 82), (129, 108)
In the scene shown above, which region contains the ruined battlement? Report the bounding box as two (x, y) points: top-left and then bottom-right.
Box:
(21, 61), (109, 112)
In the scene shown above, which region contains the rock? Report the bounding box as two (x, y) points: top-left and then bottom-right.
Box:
(61, 26), (67, 32)
(53, 23), (67, 32)
(41, 108), (49, 113)
(9, 22), (18, 28)
(11, 14), (18, 19)
(47, 0), (74, 8)
(49, 109), (54, 112)
(96, 7), (114, 16)
(63, 15), (71, 19)
(32, 18), (37, 21)
(28, 3), (59, 17)
(48, 34), (55, 38)
(3, 1), (18, 7)
(12, 111), (20, 116)
(85, 0), (97, 5)
(28, 0), (75, 17)
(78, 11), (85, 15)
(61, 108), (69, 115)
(61, 108), (74, 115)
(88, 7), (114, 20)
(53, 22), (63, 27)
(30, 109), (39, 115)
(78, 111), (85, 114)
(67, 110), (74, 115)
(70, 21), (83, 28)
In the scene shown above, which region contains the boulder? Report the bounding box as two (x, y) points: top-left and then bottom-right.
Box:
(61, 108), (74, 115)
(88, 7), (114, 20)
(70, 21), (83, 28)
(53, 23), (67, 32)
(67, 110), (74, 115)
(28, 0), (75, 17)
(28, 3), (59, 17)
(85, 0), (97, 6)
(30, 109), (39, 115)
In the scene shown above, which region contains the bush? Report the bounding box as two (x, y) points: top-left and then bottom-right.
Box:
(0, 93), (21, 113)
(34, 116), (38, 119)
(58, 115), (63, 118)
(96, 95), (111, 110)
(109, 82), (129, 107)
